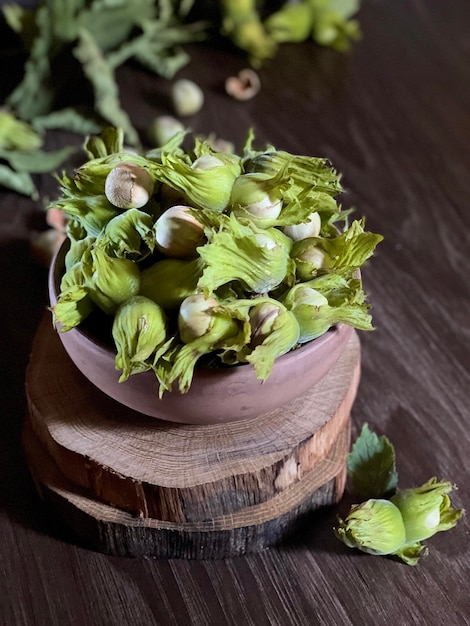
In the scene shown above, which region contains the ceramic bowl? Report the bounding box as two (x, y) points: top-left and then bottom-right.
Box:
(48, 242), (353, 424)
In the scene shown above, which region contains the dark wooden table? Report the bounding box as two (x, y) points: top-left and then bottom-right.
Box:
(1, 1), (469, 624)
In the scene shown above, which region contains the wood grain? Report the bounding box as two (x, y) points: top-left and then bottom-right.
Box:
(22, 419), (349, 559)
(23, 318), (359, 557)
(2, 1), (470, 623)
(26, 315), (359, 524)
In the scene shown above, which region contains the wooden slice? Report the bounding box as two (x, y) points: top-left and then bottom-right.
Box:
(25, 316), (361, 526)
(23, 418), (350, 559)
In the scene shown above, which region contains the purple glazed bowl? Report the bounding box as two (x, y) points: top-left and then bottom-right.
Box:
(48, 242), (353, 424)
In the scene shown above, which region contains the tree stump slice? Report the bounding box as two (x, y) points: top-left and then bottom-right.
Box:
(24, 315), (361, 559)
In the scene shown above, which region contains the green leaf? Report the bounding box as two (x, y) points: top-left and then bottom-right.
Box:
(52, 150), (152, 235)
(291, 219), (383, 281)
(335, 498), (406, 556)
(2, 4), (30, 39)
(393, 542), (427, 567)
(347, 423), (398, 499)
(84, 127), (124, 159)
(0, 111), (43, 151)
(46, 0), (85, 41)
(134, 43), (191, 79)
(0, 145), (75, 174)
(391, 478), (463, 543)
(308, 0), (361, 52)
(112, 295), (168, 382)
(320, 219), (384, 270)
(221, 297), (300, 380)
(149, 152), (238, 212)
(73, 28), (139, 146)
(165, 299), (246, 393)
(140, 257), (204, 312)
(245, 150), (344, 197)
(282, 275), (373, 343)
(0, 164), (37, 198)
(98, 208), (155, 260)
(52, 284), (95, 332)
(196, 214), (292, 295)
(3, 0), (203, 143)
(77, 0), (156, 52)
(107, 19), (200, 78)
(53, 168), (120, 237)
(84, 247), (141, 315)
(265, 2), (314, 43)
(221, 0), (277, 64)
(33, 108), (102, 135)
(7, 5), (55, 120)
(328, 0), (361, 18)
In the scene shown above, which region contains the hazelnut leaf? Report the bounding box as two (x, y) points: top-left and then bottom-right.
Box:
(347, 423), (399, 500)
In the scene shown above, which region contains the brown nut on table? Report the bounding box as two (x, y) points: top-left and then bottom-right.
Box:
(225, 69), (261, 101)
